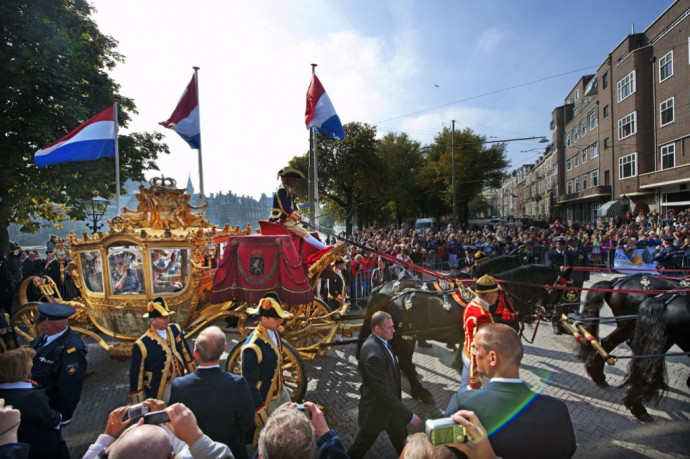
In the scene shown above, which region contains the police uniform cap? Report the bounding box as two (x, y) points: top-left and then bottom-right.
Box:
(554, 237), (567, 244)
(247, 292), (294, 319)
(475, 275), (498, 294)
(143, 296), (175, 318)
(525, 239), (534, 245)
(37, 302), (76, 321)
(661, 235), (674, 242)
(474, 251), (488, 263)
(277, 167), (305, 180)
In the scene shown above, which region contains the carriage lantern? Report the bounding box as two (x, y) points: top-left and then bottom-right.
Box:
(82, 191), (110, 234)
(54, 240), (69, 284)
(202, 241), (216, 266)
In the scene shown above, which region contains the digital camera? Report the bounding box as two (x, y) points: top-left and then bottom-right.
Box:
(425, 417), (467, 446)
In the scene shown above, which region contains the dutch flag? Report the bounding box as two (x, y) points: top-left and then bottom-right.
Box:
(160, 73), (201, 149)
(305, 72), (344, 140)
(34, 106), (116, 168)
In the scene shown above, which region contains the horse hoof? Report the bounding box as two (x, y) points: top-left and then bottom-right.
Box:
(594, 379), (609, 388)
(636, 412), (654, 423)
(626, 403), (653, 422)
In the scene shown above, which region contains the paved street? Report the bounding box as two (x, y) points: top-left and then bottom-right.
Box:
(61, 272), (689, 458)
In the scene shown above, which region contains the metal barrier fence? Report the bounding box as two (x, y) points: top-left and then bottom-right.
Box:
(351, 268), (375, 303)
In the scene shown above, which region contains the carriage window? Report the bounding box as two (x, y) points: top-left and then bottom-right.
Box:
(79, 250), (104, 293)
(150, 248), (190, 294)
(108, 246), (146, 295)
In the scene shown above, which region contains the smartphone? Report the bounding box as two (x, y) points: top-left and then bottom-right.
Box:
(143, 410), (170, 425)
(295, 404), (312, 419)
(126, 403), (149, 420)
(425, 418), (467, 446)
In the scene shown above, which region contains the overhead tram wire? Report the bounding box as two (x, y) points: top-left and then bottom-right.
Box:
(373, 65), (599, 126)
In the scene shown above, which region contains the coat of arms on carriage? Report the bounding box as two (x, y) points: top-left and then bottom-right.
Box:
(249, 249), (265, 276)
(563, 288), (579, 303)
(460, 287), (474, 303)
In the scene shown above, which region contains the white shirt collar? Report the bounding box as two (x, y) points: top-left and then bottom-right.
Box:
(197, 364), (220, 369)
(490, 377), (523, 383)
(45, 327), (69, 346)
(0, 381), (33, 389)
(155, 328), (168, 339)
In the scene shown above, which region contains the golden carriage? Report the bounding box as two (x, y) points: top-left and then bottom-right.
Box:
(12, 177), (355, 401)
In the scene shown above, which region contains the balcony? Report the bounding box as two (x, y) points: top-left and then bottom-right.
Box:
(639, 164), (690, 189)
(557, 185), (611, 204)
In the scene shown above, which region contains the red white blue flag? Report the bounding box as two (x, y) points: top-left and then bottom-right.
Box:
(305, 73), (344, 140)
(160, 74), (201, 149)
(34, 106), (116, 168)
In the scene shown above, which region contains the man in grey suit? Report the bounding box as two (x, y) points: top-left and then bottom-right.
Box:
(169, 326), (254, 459)
(445, 323), (577, 459)
(348, 311), (422, 458)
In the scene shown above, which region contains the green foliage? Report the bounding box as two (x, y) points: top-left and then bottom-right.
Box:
(0, 0), (168, 248)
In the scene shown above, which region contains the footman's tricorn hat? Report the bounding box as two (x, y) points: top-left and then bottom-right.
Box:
(475, 275), (499, 294)
(277, 167), (305, 180)
(143, 297), (175, 318)
(247, 292), (294, 319)
(474, 251), (489, 264)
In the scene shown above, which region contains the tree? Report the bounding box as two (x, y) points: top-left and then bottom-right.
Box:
(0, 0), (168, 251)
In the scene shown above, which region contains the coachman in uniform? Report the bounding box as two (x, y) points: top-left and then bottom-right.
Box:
(129, 297), (195, 403)
(269, 166), (328, 250)
(240, 292), (294, 440)
(29, 302), (88, 426)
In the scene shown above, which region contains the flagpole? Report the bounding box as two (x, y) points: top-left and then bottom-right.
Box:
(311, 64), (319, 228)
(193, 66), (205, 204)
(113, 100), (121, 215)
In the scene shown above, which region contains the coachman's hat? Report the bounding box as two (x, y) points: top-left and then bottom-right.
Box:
(247, 292), (294, 319)
(474, 251), (489, 264)
(475, 275), (499, 294)
(277, 167), (305, 180)
(143, 297), (175, 318)
(36, 302), (76, 322)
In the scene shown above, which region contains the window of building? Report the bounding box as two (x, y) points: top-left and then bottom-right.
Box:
(552, 184), (558, 197)
(604, 137), (610, 149)
(602, 72), (608, 89)
(567, 180), (573, 194)
(619, 152), (637, 179)
(618, 111), (637, 139)
(582, 174), (588, 190)
(660, 97), (674, 126)
(617, 71), (635, 102)
(582, 149), (588, 163)
(567, 207), (573, 222)
(574, 177), (580, 192)
(603, 105), (609, 117)
(566, 158), (572, 171)
(588, 109), (598, 129)
(580, 120), (586, 136)
(553, 163), (558, 175)
(574, 155), (579, 168)
(575, 89), (580, 100)
(591, 169), (599, 186)
(566, 133), (571, 147)
(659, 51), (673, 82)
(604, 170), (610, 185)
(573, 127), (579, 142)
(661, 143), (675, 169)
(552, 142), (558, 153)
(590, 141), (598, 159)
(550, 118), (556, 131)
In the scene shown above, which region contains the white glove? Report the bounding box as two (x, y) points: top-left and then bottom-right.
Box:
(301, 217), (311, 225)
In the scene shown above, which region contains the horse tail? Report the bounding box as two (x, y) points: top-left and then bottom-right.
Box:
(576, 280), (610, 363)
(622, 298), (669, 407)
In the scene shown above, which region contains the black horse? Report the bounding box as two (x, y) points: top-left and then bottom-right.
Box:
(359, 264), (570, 404)
(470, 255), (522, 278)
(576, 273), (686, 386)
(621, 293), (690, 421)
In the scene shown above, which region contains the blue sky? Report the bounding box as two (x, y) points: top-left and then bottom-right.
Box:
(90, 0), (675, 199)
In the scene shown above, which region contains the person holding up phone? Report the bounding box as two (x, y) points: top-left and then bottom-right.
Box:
(82, 400), (232, 459)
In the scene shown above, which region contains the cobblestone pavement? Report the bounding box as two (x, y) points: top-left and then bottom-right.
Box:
(61, 272), (689, 458)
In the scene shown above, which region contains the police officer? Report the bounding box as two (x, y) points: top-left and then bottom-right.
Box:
(129, 297), (195, 404)
(545, 237), (575, 334)
(512, 240), (542, 264)
(29, 302), (88, 426)
(240, 292), (294, 441)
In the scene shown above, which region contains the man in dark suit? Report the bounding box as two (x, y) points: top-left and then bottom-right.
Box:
(29, 302), (88, 427)
(446, 323), (576, 458)
(348, 311), (422, 458)
(169, 325), (254, 459)
(546, 237), (576, 334)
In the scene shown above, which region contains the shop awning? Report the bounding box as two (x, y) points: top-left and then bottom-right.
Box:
(598, 200), (625, 218)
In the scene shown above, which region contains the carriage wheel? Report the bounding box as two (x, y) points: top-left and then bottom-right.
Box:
(11, 302), (41, 344)
(287, 298), (334, 350)
(225, 338), (307, 403)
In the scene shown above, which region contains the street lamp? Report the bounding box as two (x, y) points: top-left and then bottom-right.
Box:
(82, 191), (110, 234)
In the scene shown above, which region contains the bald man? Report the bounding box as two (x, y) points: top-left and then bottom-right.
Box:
(446, 323), (576, 458)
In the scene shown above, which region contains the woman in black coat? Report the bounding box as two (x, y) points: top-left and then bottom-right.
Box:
(0, 348), (65, 459)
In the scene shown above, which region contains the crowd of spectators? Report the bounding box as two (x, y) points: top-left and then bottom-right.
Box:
(325, 208), (690, 301)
